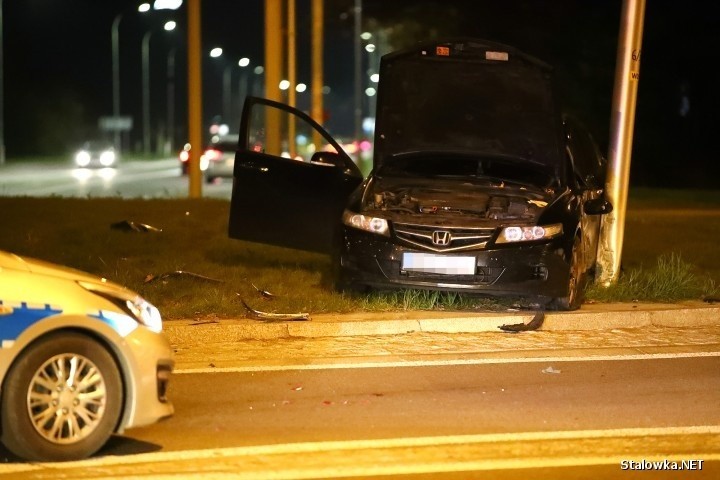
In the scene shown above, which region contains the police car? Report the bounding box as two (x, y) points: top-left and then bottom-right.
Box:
(0, 250), (174, 461)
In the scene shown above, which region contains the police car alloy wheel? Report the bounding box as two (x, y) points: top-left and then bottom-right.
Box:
(1, 332), (123, 462)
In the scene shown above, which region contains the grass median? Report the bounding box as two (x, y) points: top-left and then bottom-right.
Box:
(0, 188), (718, 319)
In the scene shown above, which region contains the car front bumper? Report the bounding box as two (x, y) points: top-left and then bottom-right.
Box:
(118, 326), (174, 431)
(338, 227), (572, 299)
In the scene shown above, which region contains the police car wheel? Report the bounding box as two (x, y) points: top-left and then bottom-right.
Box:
(1, 332), (123, 462)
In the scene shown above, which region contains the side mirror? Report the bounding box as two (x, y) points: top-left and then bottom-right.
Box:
(585, 197), (613, 215)
(310, 151), (344, 168)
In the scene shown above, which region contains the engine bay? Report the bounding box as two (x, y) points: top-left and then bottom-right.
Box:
(369, 186), (544, 220)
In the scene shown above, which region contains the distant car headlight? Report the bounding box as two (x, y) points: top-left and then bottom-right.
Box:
(78, 281), (163, 333)
(199, 154), (210, 171)
(342, 210), (390, 236)
(99, 150), (116, 166)
(496, 223), (563, 244)
(75, 150), (91, 167)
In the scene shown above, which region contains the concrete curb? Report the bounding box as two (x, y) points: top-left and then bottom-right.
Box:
(163, 302), (720, 342)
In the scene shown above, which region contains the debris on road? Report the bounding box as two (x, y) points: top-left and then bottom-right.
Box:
(542, 366), (562, 374)
(499, 311), (545, 332)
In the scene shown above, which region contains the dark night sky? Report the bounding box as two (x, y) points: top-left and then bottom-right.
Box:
(4, 0), (719, 187)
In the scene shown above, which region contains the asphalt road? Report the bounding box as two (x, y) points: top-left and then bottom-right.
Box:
(2, 337), (717, 479)
(0, 158), (232, 199)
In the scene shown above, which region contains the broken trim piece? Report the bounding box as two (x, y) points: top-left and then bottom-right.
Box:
(498, 310), (545, 332)
(239, 297), (310, 322)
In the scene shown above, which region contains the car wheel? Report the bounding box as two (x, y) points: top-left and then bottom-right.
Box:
(1, 332), (123, 462)
(551, 235), (586, 311)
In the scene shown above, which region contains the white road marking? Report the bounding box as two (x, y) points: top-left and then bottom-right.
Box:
(174, 350), (720, 374)
(2, 426), (718, 477)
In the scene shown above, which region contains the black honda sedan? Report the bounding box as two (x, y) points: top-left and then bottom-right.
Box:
(228, 38), (612, 310)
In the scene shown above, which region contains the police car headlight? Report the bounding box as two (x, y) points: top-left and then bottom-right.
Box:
(79, 281), (163, 333)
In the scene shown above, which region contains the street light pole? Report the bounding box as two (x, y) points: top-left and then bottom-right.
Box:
(143, 21), (176, 156)
(223, 64), (232, 124)
(187, 0), (203, 198)
(142, 30), (154, 155)
(166, 47), (176, 155)
(596, 0), (647, 286)
(237, 58), (250, 129)
(353, 0), (362, 143)
(0, 0), (6, 165)
(111, 13), (122, 153)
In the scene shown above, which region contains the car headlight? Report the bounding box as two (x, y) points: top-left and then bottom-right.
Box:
(75, 151), (91, 167)
(79, 281), (163, 333)
(495, 223), (563, 244)
(199, 154), (210, 171)
(99, 150), (116, 166)
(342, 210), (390, 236)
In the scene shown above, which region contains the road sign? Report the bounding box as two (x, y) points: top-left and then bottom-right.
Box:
(99, 116), (133, 132)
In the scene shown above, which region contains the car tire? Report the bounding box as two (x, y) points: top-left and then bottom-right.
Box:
(1, 332), (123, 462)
(551, 235), (586, 311)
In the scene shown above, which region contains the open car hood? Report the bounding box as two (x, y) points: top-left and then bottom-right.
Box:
(373, 38), (563, 170)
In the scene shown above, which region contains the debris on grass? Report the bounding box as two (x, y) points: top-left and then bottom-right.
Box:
(144, 271), (224, 284)
(239, 297), (310, 321)
(252, 283), (276, 298)
(111, 220), (162, 233)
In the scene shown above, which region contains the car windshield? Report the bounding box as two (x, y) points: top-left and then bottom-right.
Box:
(377, 152), (559, 189)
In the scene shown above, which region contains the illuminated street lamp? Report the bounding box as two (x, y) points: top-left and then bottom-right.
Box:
(253, 65), (265, 97)
(236, 58), (252, 121)
(112, 1), (182, 154)
(142, 20), (176, 155)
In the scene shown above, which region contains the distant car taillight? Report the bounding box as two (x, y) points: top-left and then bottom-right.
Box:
(204, 149), (222, 162)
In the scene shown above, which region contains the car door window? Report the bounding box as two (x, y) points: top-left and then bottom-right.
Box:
(565, 117), (605, 188)
(248, 103), (340, 163)
(229, 98), (363, 253)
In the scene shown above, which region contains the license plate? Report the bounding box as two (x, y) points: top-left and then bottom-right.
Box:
(401, 253), (476, 275)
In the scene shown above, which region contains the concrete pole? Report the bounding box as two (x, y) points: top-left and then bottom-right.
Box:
(311, 0), (324, 149)
(353, 0), (362, 142)
(265, 0), (283, 155)
(187, 0), (203, 198)
(287, 0), (296, 158)
(595, 0), (646, 285)
(265, 0), (283, 103)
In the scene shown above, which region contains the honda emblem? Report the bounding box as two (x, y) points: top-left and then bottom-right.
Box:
(432, 230), (452, 246)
